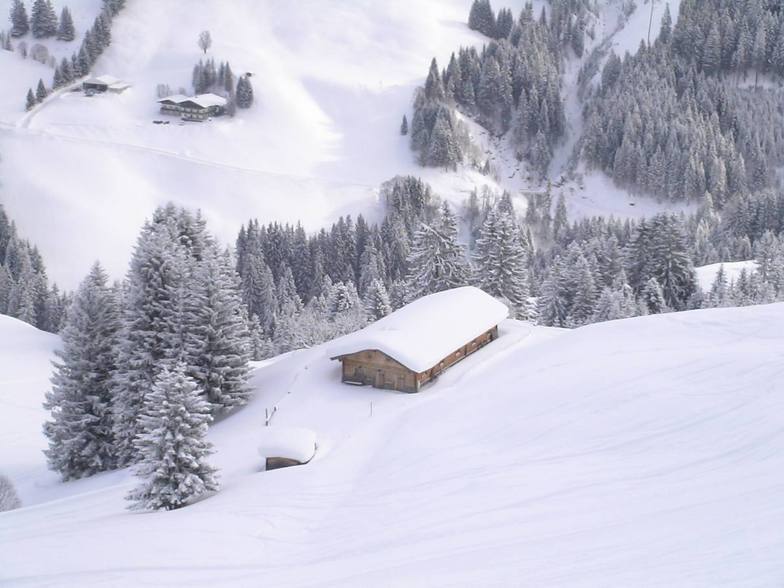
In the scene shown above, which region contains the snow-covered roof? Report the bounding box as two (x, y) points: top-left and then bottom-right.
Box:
(257, 427), (317, 464)
(157, 93), (227, 108)
(190, 93), (227, 108)
(85, 75), (121, 86)
(328, 286), (508, 373)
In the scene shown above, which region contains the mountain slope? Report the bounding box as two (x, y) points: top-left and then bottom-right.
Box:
(2, 305), (784, 586)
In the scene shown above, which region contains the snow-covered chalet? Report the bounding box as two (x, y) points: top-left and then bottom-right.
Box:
(329, 286), (508, 393)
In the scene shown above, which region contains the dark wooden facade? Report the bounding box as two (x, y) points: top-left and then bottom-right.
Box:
(335, 326), (498, 393)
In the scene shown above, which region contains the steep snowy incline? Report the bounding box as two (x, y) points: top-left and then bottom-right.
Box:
(2, 305), (784, 586)
(0, 316), (60, 506)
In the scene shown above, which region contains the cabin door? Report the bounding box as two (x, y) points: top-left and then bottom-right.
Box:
(375, 370), (385, 388)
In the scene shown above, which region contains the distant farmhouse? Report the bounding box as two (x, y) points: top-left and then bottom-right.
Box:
(157, 93), (227, 121)
(82, 75), (131, 94)
(329, 287), (508, 393)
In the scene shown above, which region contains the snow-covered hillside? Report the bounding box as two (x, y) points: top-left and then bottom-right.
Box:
(0, 315), (60, 504)
(0, 0), (686, 290)
(3, 304), (784, 586)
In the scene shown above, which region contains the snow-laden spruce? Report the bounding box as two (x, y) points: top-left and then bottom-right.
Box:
(406, 202), (469, 300)
(473, 206), (531, 320)
(43, 262), (119, 480)
(127, 362), (218, 511)
(112, 205), (251, 466)
(184, 247), (251, 411)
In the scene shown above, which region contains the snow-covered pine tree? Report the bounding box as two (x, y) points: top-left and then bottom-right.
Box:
(474, 207), (531, 319)
(31, 0), (57, 38)
(185, 247), (251, 413)
(236, 75), (254, 108)
(364, 278), (392, 320)
(568, 253), (598, 326)
(537, 259), (569, 327)
(643, 277), (667, 314)
(35, 78), (46, 102)
(56, 6), (74, 41)
(43, 262), (120, 480)
(406, 202), (469, 300)
(400, 114), (408, 136)
(468, 0), (496, 38)
(111, 219), (191, 467)
(25, 88), (36, 110)
(10, 0), (29, 37)
(126, 362), (219, 511)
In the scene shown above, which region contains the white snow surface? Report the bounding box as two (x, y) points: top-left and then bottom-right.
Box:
(695, 260), (759, 291)
(257, 427), (317, 465)
(3, 305), (784, 586)
(328, 286), (509, 372)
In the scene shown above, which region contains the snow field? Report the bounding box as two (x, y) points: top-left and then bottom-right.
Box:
(3, 305), (784, 586)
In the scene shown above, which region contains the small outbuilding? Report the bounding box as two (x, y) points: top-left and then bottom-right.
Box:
(329, 286), (509, 393)
(157, 93), (227, 121)
(257, 427), (317, 471)
(83, 75), (131, 94)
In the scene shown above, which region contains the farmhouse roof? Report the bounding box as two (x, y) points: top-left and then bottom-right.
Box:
(157, 93), (227, 108)
(328, 286), (509, 373)
(84, 75), (131, 91)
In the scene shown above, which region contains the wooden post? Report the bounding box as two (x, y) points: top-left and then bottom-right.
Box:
(370, 401), (373, 417)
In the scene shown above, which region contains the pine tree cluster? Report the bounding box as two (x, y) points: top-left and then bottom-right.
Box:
(192, 58), (235, 96)
(43, 205), (250, 510)
(412, 1), (570, 175)
(0, 204), (68, 332)
(581, 1), (784, 204)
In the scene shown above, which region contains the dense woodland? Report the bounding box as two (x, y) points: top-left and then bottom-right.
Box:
(581, 1), (784, 204)
(0, 205), (68, 332)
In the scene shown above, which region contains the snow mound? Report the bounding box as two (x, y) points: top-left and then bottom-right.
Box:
(328, 286), (509, 372)
(257, 427), (317, 464)
(695, 260), (759, 291)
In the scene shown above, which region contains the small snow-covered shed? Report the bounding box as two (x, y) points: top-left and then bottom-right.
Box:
(329, 287), (508, 393)
(83, 75), (131, 94)
(258, 427), (317, 471)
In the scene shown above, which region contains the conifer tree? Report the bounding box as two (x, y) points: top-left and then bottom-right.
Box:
(111, 219), (191, 466)
(126, 362), (219, 511)
(56, 6), (74, 41)
(364, 278), (392, 320)
(406, 203), (469, 299)
(10, 0), (29, 37)
(43, 263), (120, 480)
(185, 248), (251, 413)
(25, 88), (36, 111)
(31, 0), (57, 38)
(400, 114), (408, 136)
(35, 78), (46, 102)
(236, 75), (254, 108)
(643, 277), (667, 314)
(474, 207), (531, 318)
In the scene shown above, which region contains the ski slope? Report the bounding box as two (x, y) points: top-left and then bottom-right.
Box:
(3, 304), (784, 586)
